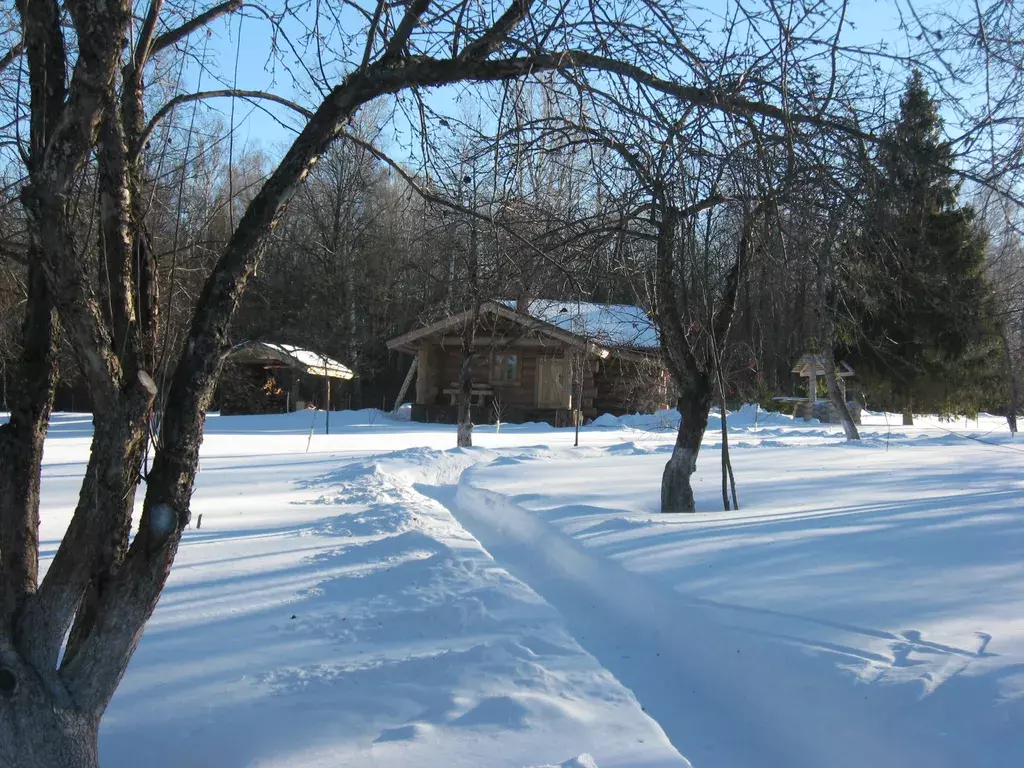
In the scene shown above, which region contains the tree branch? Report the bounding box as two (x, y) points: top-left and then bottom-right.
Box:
(382, 0), (430, 64)
(134, 89), (313, 162)
(132, 0), (164, 71)
(338, 129), (580, 287)
(0, 259), (57, 636)
(460, 0), (534, 61)
(150, 0), (243, 56)
(0, 41), (23, 75)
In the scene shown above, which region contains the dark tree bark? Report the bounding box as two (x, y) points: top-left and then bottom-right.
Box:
(716, 379), (739, 510)
(661, 375), (714, 513)
(0, 669), (98, 768)
(902, 398), (914, 426)
(810, 193), (860, 442)
(456, 348), (474, 448)
(821, 343), (860, 440)
(456, 299), (481, 448)
(0, 260), (58, 630)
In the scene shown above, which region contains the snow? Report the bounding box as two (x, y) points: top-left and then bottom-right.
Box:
(499, 299), (659, 350)
(242, 341), (355, 379)
(456, 414), (1024, 767)
(12, 406), (1024, 766)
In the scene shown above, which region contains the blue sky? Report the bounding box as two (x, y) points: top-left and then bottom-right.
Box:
(183, 0), (922, 162)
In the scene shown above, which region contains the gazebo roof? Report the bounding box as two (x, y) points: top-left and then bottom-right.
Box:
(226, 341), (355, 380)
(791, 353), (854, 378)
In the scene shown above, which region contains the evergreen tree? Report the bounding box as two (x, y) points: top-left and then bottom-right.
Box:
(850, 71), (997, 423)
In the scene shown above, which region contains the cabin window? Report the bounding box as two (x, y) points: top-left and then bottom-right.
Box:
(491, 352), (520, 384)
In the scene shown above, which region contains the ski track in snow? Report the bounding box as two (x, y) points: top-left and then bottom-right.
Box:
(444, 481), (973, 768)
(14, 407), (1024, 767)
(96, 436), (687, 768)
(445, 423), (1024, 768)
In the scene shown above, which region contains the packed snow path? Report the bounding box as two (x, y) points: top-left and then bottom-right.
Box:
(14, 407), (1024, 766)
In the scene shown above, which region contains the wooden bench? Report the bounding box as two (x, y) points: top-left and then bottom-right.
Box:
(443, 384), (494, 406)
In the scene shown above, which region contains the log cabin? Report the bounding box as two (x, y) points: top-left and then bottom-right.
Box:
(387, 299), (666, 426)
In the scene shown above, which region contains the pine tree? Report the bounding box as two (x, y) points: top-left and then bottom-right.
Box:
(851, 70), (997, 423)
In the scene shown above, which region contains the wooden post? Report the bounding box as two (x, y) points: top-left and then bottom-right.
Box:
(324, 360), (330, 435)
(392, 356), (419, 414)
(574, 351), (583, 447)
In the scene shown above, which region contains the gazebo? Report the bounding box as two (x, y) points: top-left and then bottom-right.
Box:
(776, 353), (860, 423)
(217, 341), (354, 415)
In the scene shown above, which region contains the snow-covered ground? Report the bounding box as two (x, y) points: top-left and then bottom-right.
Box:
(15, 406), (1024, 766)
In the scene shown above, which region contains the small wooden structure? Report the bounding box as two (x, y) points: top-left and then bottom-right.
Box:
(216, 341), (354, 415)
(387, 299), (665, 426)
(777, 353), (860, 423)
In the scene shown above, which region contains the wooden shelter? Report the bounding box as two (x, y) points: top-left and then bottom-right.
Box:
(779, 353), (861, 423)
(216, 341), (354, 415)
(387, 299), (665, 426)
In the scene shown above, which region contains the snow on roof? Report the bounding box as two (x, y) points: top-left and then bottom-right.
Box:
(500, 299), (659, 350)
(791, 353), (854, 378)
(228, 342), (355, 379)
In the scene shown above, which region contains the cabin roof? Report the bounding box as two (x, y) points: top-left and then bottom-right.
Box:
(226, 341), (355, 380)
(386, 299), (658, 359)
(495, 299), (659, 350)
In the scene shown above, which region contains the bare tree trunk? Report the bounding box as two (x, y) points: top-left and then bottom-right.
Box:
(347, 258), (361, 410)
(0, 260), (57, 629)
(0, 678), (99, 768)
(456, 340), (474, 448)
(456, 301), (480, 448)
(710, 341), (738, 510)
(662, 376), (714, 513)
(902, 397), (914, 426)
(1002, 330), (1019, 434)
(457, 205), (480, 449)
(821, 344), (860, 440)
(573, 351), (583, 447)
(657, 202), (756, 514)
(726, 431), (738, 509)
(812, 211), (859, 442)
(719, 402), (730, 511)
(717, 395), (739, 510)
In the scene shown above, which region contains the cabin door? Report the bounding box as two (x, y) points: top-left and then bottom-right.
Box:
(537, 358), (571, 409)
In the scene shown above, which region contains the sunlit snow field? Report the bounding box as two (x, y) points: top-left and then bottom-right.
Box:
(11, 406), (1023, 767)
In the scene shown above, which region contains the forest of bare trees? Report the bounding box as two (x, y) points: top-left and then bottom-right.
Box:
(0, 0), (1021, 762)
